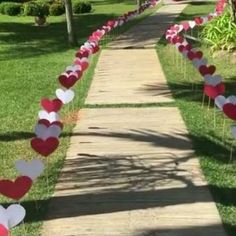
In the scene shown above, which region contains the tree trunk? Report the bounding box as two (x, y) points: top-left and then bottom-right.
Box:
(231, 0), (236, 23)
(137, 0), (141, 12)
(64, 0), (77, 46)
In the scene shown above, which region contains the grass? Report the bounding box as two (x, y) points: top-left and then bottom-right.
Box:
(0, 0), (158, 235)
(156, 2), (236, 235)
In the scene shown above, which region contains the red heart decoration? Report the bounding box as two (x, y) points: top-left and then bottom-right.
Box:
(204, 83), (225, 99)
(41, 98), (62, 113)
(187, 50), (203, 60)
(75, 50), (90, 59)
(172, 35), (184, 44)
(0, 176), (32, 201)
(178, 44), (192, 52)
(0, 224), (8, 236)
(195, 17), (203, 25)
(58, 73), (78, 89)
(223, 103), (236, 120)
(92, 44), (100, 54)
(199, 65), (216, 76)
(38, 119), (63, 129)
(31, 137), (59, 157)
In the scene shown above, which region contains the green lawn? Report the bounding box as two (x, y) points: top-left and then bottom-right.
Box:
(0, 1), (157, 235)
(156, 2), (236, 236)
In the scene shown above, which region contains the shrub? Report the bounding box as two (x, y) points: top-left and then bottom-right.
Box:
(23, 1), (49, 17)
(49, 2), (64, 16)
(0, 2), (22, 15)
(0, 0), (28, 4)
(201, 11), (236, 51)
(73, 0), (91, 14)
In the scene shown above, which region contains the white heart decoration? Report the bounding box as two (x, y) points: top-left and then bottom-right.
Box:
(15, 159), (44, 180)
(0, 204), (25, 229)
(231, 126), (236, 139)
(56, 88), (75, 104)
(192, 58), (208, 68)
(38, 110), (59, 123)
(189, 20), (196, 28)
(201, 16), (208, 24)
(35, 124), (61, 140)
(215, 95), (226, 110)
(66, 65), (82, 72)
(226, 95), (236, 105)
(204, 74), (222, 86)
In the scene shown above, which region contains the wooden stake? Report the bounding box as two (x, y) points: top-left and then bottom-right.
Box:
(202, 93), (205, 108)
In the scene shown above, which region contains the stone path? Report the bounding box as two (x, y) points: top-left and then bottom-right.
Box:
(42, 1), (227, 236)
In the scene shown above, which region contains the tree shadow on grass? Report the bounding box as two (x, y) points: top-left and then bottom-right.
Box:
(0, 13), (117, 60)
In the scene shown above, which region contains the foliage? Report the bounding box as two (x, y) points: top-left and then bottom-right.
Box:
(0, 2), (22, 15)
(49, 2), (64, 16)
(73, 0), (91, 14)
(23, 1), (49, 17)
(0, 0), (28, 3)
(201, 11), (236, 51)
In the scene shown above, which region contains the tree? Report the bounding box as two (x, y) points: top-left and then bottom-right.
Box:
(64, 0), (77, 46)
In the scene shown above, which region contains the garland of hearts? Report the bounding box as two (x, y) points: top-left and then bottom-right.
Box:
(165, 0), (236, 135)
(0, 1), (160, 234)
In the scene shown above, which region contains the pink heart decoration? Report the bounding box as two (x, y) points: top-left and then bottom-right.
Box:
(31, 137), (59, 157)
(0, 224), (8, 236)
(182, 22), (190, 31)
(74, 58), (89, 71)
(195, 17), (203, 25)
(204, 83), (225, 99)
(41, 98), (62, 113)
(0, 176), (32, 201)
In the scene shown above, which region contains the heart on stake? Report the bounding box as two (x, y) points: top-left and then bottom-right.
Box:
(192, 58), (208, 68)
(0, 204), (25, 229)
(56, 89), (75, 104)
(74, 58), (89, 71)
(187, 50), (203, 60)
(41, 98), (62, 113)
(34, 124), (61, 140)
(38, 119), (63, 130)
(199, 65), (216, 76)
(58, 73), (79, 89)
(15, 159), (44, 181)
(204, 83), (225, 99)
(38, 110), (59, 123)
(0, 176), (32, 201)
(223, 103), (236, 120)
(204, 74), (222, 86)
(215, 95), (226, 110)
(0, 224), (8, 236)
(31, 137), (59, 157)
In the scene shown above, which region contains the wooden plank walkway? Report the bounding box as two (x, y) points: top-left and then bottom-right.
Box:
(41, 1), (227, 235)
(85, 49), (173, 105)
(42, 108), (226, 236)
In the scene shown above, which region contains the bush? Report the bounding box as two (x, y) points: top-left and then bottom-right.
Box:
(23, 1), (49, 17)
(0, 0), (28, 4)
(49, 2), (64, 16)
(0, 2), (22, 15)
(73, 0), (91, 14)
(201, 11), (236, 51)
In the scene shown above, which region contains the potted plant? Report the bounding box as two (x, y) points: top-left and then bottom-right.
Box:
(23, 1), (49, 26)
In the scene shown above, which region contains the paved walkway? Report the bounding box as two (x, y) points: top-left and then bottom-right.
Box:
(42, 1), (227, 236)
